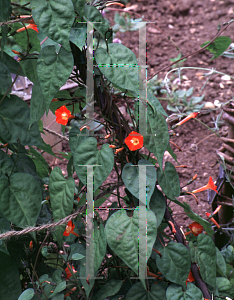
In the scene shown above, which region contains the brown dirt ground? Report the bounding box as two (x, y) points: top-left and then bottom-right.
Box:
(52, 0), (234, 232)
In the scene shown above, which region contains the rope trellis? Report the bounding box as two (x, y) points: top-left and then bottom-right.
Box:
(0, 206), (85, 240)
(0, 182), (124, 240)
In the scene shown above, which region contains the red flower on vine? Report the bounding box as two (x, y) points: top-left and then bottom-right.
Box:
(186, 269), (195, 285)
(16, 23), (39, 33)
(176, 112), (199, 126)
(124, 131), (143, 151)
(188, 222), (203, 236)
(63, 220), (79, 237)
(191, 176), (218, 194)
(65, 264), (77, 279)
(55, 106), (73, 125)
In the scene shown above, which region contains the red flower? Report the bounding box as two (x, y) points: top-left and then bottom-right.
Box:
(186, 269), (195, 285)
(206, 212), (221, 228)
(191, 176), (218, 194)
(29, 241), (33, 250)
(55, 106), (72, 125)
(176, 112), (199, 126)
(17, 23), (39, 33)
(188, 222), (203, 236)
(63, 220), (79, 237)
(65, 264), (77, 279)
(124, 131), (143, 151)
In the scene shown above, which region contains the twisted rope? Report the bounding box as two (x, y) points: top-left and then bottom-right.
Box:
(0, 205), (85, 240)
(0, 17), (33, 26)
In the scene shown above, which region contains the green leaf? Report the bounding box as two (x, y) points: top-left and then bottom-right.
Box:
(11, 153), (38, 178)
(155, 241), (190, 290)
(144, 110), (169, 169)
(13, 23), (40, 54)
(0, 62), (12, 97)
(166, 144), (177, 161)
(74, 138), (114, 192)
(122, 159), (156, 205)
(221, 245), (234, 264)
(0, 52), (25, 76)
(196, 234), (216, 288)
(72, 253), (85, 260)
(95, 44), (139, 93)
(0, 173), (42, 227)
(216, 277), (234, 298)
(0, 252), (22, 300)
(31, 0), (75, 52)
(29, 146), (50, 178)
(69, 127), (89, 155)
(201, 36), (232, 59)
(0, 95), (44, 146)
(182, 202), (214, 237)
(92, 280), (122, 300)
(105, 207), (157, 288)
(166, 283), (203, 300)
(0, 149), (14, 176)
(216, 247), (227, 278)
(18, 288), (35, 300)
(139, 91), (167, 117)
(49, 281), (66, 299)
(20, 59), (38, 83)
(188, 241), (196, 263)
(93, 221), (107, 273)
(149, 186), (166, 228)
(49, 167), (75, 244)
(84, 5), (111, 40)
(157, 161), (180, 199)
(72, 0), (85, 18)
(0, 0), (11, 22)
(37, 45), (74, 112)
(70, 23), (87, 50)
(0, 0), (11, 53)
(30, 78), (46, 125)
(125, 282), (166, 300)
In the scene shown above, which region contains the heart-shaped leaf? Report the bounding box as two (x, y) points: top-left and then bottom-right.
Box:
(144, 110), (169, 170)
(37, 45), (74, 112)
(31, 0), (75, 52)
(157, 161), (180, 199)
(125, 282), (166, 300)
(95, 44), (139, 93)
(49, 167), (75, 244)
(0, 95), (43, 146)
(195, 234), (216, 288)
(156, 241), (191, 290)
(74, 138), (114, 192)
(166, 283), (203, 300)
(149, 186), (166, 228)
(122, 159), (156, 205)
(0, 173), (42, 227)
(105, 208), (157, 288)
